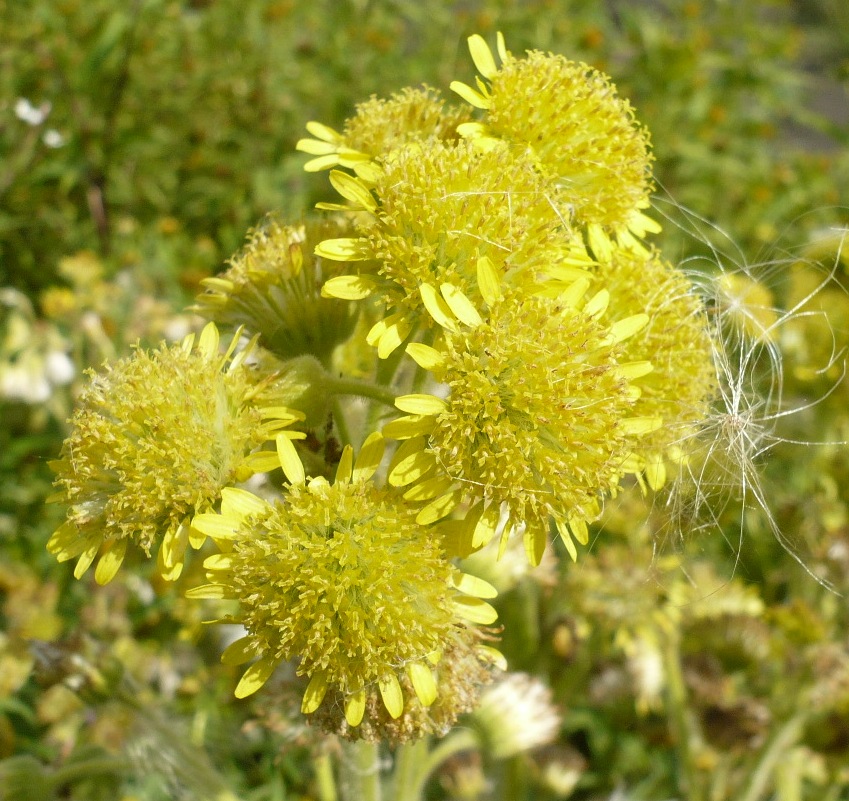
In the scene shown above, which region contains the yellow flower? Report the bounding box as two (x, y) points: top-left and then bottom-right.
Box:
(592, 246), (717, 490)
(317, 138), (590, 356)
(47, 323), (303, 584)
(451, 34), (659, 251)
(296, 86), (471, 172)
(187, 432), (502, 739)
(383, 260), (660, 564)
(193, 217), (359, 364)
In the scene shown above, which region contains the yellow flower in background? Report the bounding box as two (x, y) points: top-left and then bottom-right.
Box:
(384, 259), (660, 564)
(47, 323), (303, 584)
(296, 86), (471, 171)
(317, 138), (591, 356)
(188, 432), (502, 739)
(451, 34), (659, 254)
(192, 217), (359, 364)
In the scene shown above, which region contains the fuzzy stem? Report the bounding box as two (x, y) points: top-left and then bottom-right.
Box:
(323, 374), (398, 408)
(340, 740), (382, 801)
(391, 738), (429, 801)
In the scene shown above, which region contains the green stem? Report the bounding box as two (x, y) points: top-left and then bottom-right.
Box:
(739, 711), (807, 801)
(324, 374), (398, 408)
(339, 740), (382, 801)
(314, 751), (338, 801)
(391, 738), (428, 801)
(662, 630), (702, 801)
(404, 729), (479, 801)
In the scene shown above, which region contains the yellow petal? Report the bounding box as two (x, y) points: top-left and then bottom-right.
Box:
(608, 313), (649, 344)
(477, 644), (508, 671)
(377, 315), (412, 358)
(583, 289), (610, 318)
(242, 449), (285, 474)
(304, 154), (341, 172)
(407, 662), (437, 707)
(345, 688), (367, 727)
(94, 538), (127, 585)
(615, 361), (654, 380)
(295, 137), (338, 155)
(467, 34), (498, 79)
(221, 487), (268, 521)
(457, 121), (489, 139)
(559, 276), (591, 309)
(197, 321), (220, 359)
(221, 636), (259, 666)
(329, 170), (377, 212)
(453, 596), (498, 624)
(353, 431), (385, 483)
(321, 274), (375, 300)
(203, 552), (235, 570)
(277, 433), (306, 485)
(416, 491), (460, 524)
(569, 517), (589, 546)
(449, 80), (491, 109)
(472, 503), (501, 549)
(191, 514), (240, 541)
(74, 538), (100, 579)
(301, 672), (329, 714)
(476, 256), (502, 307)
(185, 583), (237, 600)
(395, 394), (447, 416)
(388, 449), (436, 488)
(403, 474), (454, 502)
(378, 674), (404, 719)
(234, 657), (277, 699)
(619, 416), (663, 435)
(453, 572), (498, 599)
(441, 283), (482, 327)
(405, 343), (445, 371)
(419, 283), (459, 331)
(335, 444), (354, 484)
(554, 518), (578, 562)
(645, 453), (667, 491)
(382, 414), (436, 440)
(314, 237), (370, 261)
(305, 121), (344, 143)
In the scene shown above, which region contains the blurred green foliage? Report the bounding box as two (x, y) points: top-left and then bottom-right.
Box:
(1, 1), (848, 799)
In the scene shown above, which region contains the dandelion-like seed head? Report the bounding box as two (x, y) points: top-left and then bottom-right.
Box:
(451, 35), (658, 247)
(193, 218), (358, 363)
(47, 323), (300, 584)
(189, 433), (501, 739)
(386, 270), (659, 563)
(471, 672), (561, 759)
(296, 86), (471, 172)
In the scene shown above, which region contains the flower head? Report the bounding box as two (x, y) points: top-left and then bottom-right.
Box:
(47, 323), (302, 584)
(193, 217), (359, 363)
(188, 432), (502, 739)
(451, 34), (658, 251)
(384, 262), (660, 564)
(593, 246), (717, 489)
(317, 138), (590, 355)
(296, 86), (470, 172)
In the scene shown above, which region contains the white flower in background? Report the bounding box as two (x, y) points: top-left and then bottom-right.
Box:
(471, 672), (561, 759)
(14, 98), (51, 126)
(42, 129), (64, 148)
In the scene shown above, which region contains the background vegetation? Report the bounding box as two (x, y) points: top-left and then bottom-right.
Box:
(1, 1), (848, 799)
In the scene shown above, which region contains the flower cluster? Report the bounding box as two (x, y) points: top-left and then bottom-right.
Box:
(47, 32), (717, 743)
